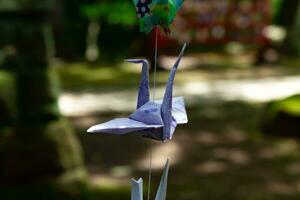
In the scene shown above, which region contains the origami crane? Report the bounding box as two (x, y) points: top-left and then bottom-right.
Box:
(87, 44), (188, 141)
(133, 0), (184, 33)
(131, 159), (170, 200)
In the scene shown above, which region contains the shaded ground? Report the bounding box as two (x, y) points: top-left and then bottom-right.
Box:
(71, 99), (300, 200)
(57, 58), (300, 200)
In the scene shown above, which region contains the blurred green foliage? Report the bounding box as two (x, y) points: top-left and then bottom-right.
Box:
(80, 1), (141, 63)
(0, 70), (14, 101)
(271, 0), (283, 18)
(273, 0), (300, 56)
(268, 95), (300, 117)
(81, 1), (136, 26)
(0, 70), (14, 128)
(52, 0), (141, 62)
(0, 0), (54, 11)
(57, 63), (140, 91)
(262, 95), (300, 137)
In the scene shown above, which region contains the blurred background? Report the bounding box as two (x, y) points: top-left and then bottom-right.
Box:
(1, 0), (300, 199)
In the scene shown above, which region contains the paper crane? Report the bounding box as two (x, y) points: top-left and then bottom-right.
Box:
(131, 160), (170, 200)
(87, 44), (188, 141)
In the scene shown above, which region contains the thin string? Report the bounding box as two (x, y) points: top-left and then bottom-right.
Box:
(152, 26), (159, 100)
(147, 142), (153, 200)
(147, 26), (159, 200)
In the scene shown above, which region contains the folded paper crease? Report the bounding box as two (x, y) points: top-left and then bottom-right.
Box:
(87, 44), (188, 142)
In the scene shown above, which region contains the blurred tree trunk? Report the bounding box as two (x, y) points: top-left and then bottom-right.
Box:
(53, 0), (88, 60)
(293, 3), (300, 57)
(85, 20), (100, 62)
(274, 0), (300, 56)
(0, 1), (88, 199)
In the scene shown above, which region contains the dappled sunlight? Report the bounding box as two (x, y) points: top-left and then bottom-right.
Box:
(59, 74), (300, 116)
(275, 139), (299, 156)
(72, 116), (101, 129)
(295, 181), (300, 192)
(194, 131), (221, 145)
(177, 81), (211, 96)
(160, 53), (254, 70)
(59, 91), (136, 116)
(259, 147), (279, 159)
(195, 161), (229, 174)
(179, 75), (300, 103)
(135, 141), (182, 170)
(160, 56), (201, 70)
(109, 165), (132, 178)
(266, 181), (295, 195)
(91, 174), (130, 188)
(212, 148), (251, 165)
(224, 129), (247, 143)
(286, 162), (300, 175)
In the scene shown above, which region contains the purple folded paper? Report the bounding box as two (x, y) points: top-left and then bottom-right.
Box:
(87, 44), (188, 141)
